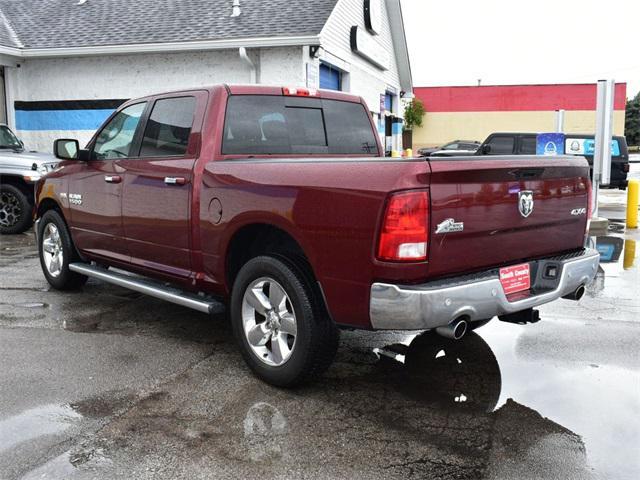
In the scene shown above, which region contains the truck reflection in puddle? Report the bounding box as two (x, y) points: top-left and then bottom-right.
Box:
(374, 332), (501, 413)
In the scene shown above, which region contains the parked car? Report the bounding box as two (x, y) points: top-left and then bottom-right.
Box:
(0, 125), (59, 234)
(417, 140), (480, 157)
(36, 85), (599, 387)
(476, 132), (630, 189)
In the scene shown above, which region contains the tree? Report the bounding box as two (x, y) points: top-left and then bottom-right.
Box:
(625, 92), (640, 146)
(403, 98), (425, 130)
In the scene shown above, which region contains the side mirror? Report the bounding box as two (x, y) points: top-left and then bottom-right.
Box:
(481, 144), (492, 154)
(53, 139), (80, 160)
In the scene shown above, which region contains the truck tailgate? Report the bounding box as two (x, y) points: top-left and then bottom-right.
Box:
(427, 155), (590, 277)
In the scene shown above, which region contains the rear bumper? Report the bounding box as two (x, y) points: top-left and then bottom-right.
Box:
(369, 248), (600, 330)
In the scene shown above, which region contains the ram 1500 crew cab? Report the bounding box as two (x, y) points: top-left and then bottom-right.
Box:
(35, 85), (599, 386)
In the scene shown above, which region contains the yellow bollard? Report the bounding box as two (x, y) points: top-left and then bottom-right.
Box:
(623, 239), (636, 270)
(627, 179), (639, 228)
(391, 150), (400, 158)
(405, 148), (413, 158)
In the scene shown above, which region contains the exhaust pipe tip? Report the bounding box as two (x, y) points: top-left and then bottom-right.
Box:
(435, 318), (468, 340)
(562, 284), (585, 301)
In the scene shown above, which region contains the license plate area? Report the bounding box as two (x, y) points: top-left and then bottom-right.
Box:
(499, 263), (531, 295)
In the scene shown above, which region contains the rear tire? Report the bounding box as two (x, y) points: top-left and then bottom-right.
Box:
(38, 210), (88, 290)
(230, 255), (339, 387)
(0, 184), (32, 234)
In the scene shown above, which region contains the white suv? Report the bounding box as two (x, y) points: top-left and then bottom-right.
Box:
(0, 125), (58, 234)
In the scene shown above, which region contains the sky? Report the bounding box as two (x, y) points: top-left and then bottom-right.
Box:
(400, 0), (640, 99)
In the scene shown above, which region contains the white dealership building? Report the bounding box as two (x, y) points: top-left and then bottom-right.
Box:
(0, 0), (412, 154)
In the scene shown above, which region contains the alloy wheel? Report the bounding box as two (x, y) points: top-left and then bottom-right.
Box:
(0, 191), (21, 228)
(42, 223), (64, 277)
(241, 277), (298, 366)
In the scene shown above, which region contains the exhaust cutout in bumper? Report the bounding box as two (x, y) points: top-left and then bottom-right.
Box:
(562, 284), (585, 301)
(435, 318), (468, 340)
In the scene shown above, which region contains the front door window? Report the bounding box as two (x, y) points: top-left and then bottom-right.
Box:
(93, 103), (146, 160)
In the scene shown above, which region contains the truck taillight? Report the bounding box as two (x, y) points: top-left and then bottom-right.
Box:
(377, 190), (429, 262)
(282, 87), (317, 97)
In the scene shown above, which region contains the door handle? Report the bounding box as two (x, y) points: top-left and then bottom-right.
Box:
(104, 175), (122, 184)
(164, 177), (187, 186)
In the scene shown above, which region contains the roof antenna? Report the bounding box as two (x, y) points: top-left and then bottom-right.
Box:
(231, 0), (241, 17)
(77, 0), (88, 5)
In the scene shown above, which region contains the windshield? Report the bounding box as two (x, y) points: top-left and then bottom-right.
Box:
(0, 126), (23, 149)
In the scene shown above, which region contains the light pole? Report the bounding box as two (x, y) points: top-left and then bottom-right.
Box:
(592, 79), (615, 221)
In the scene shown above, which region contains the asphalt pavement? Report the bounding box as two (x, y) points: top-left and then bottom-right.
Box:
(0, 219), (638, 479)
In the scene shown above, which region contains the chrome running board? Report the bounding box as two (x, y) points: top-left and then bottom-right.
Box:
(69, 263), (225, 315)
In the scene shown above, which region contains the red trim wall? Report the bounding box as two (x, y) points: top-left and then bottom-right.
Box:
(414, 83), (627, 112)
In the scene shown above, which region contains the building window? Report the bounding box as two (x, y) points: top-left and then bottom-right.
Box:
(384, 91), (394, 113)
(319, 63), (342, 91)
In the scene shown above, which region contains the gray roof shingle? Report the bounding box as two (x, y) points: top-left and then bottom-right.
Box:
(0, 0), (338, 49)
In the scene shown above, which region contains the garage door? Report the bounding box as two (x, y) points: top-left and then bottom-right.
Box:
(319, 64), (341, 91)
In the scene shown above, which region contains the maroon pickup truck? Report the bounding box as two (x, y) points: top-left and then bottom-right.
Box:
(35, 85), (599, 386)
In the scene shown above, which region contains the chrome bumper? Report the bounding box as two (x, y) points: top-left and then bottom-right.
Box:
(369, 248), (600, 330)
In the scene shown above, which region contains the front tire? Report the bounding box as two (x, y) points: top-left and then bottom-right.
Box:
(230, 255), (339, 387)
(0, 184), (32, 234)
(38, 210), (87, 290)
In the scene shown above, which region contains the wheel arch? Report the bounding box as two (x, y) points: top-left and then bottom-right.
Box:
(36, 198), (86, 261)
(0, 175), (34, 202)
(37, 197), (63, 218)
(224, 222), (331, 320)
(225, 222), (311, 285)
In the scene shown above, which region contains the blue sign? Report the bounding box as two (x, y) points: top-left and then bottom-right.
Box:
(536, 133), (565, 156)
(596, 243), (615, 262)
(566, 138), (621, 156)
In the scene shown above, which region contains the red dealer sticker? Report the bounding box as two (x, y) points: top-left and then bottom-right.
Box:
(499, 263), (531, 295)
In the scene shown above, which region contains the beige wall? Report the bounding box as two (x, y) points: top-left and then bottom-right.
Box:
(412, 110), (626, 148)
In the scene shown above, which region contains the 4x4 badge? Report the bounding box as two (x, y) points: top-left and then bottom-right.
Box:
(518, 191), (534, 217)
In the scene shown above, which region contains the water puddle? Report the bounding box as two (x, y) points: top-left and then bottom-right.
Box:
(585, 225), (638, 303)
(372, 332), (502, 412)
(13, 302), (49, 309)
(18, 447), (113, 480)
(244, 402), (288, 461)
(0, 404), (82, 453)
(19, 451), (78, 480)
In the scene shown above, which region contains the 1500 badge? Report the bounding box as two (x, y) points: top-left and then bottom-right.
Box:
(68, 193), (83, 206)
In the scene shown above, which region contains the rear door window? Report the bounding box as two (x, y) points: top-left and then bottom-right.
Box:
(140, 96), (196, 157)
(222, 95), (378, 155)
(486, 136), (514, 155)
